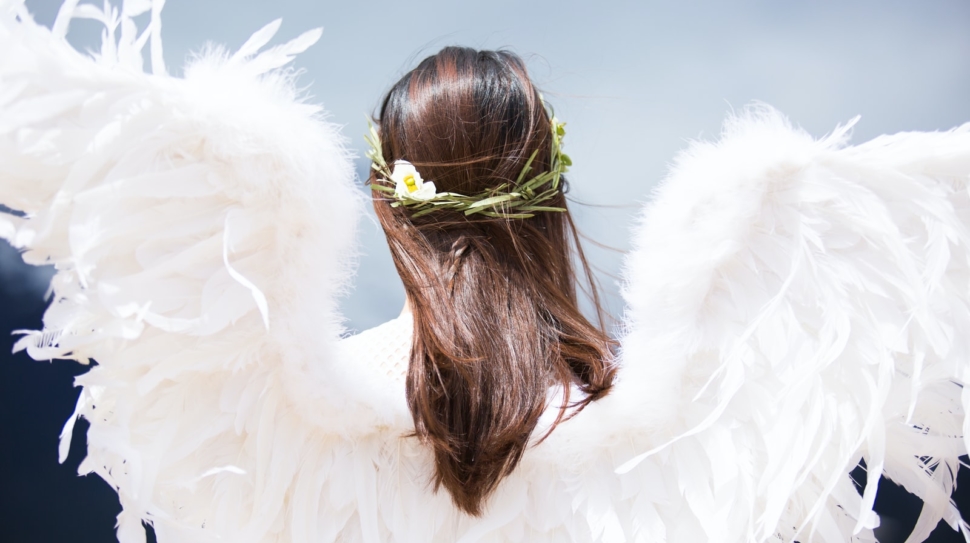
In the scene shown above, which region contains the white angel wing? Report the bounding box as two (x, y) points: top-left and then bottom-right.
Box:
(8, 1), (970, 541)
(611, 107), (970, 542)
(0, 2), (410, 541)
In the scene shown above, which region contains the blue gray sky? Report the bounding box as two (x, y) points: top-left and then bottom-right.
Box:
(14, 0), (970, 332)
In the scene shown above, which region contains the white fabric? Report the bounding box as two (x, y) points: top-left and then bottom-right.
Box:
(340, 313), (412, 384)
(2, 1), (970, 542)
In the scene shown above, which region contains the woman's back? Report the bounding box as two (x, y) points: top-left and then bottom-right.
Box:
(327, 314), (649, 542)
(4, 4), (970, 541)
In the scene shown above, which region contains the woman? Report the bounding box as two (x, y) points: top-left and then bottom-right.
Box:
(364, 46), (615, 516)
(2, 2), (969, 542)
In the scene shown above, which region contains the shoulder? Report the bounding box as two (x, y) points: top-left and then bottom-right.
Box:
(339, 313), (413, 380)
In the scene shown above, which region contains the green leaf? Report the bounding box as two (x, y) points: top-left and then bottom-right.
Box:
(410, 208), (437, 218)
(520, 171), (554, 192)
(517, 205), (565, 213)
(515, 149), (539, 185)
(534, 187), (558, 199)
(465, 194), (516, 210)
(369, 184), (395, 194)
(481, 211), (534, 219)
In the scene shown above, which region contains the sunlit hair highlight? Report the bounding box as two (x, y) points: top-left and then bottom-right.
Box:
(371, 46), (616, 516)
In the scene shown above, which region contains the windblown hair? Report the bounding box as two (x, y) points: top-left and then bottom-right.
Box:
(371, 47), (617, 516)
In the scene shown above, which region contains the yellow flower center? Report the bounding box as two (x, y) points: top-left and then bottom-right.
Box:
(403, 174), (418, 192)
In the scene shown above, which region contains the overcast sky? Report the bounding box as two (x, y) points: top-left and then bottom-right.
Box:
(14, 0), (970, 332)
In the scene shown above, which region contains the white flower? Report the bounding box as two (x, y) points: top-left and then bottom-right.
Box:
(390, 160), (437, 201)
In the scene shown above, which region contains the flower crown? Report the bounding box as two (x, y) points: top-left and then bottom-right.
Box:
(365, 111), (572, 219)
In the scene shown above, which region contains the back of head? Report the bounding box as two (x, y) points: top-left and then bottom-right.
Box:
(371, 46), (616, 516)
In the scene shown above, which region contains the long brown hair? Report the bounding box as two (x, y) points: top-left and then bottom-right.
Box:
(371, 47), (616, 516)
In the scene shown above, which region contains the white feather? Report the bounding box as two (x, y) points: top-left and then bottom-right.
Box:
(3, 2), (970, 542)
(613, 105), (970, 542)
